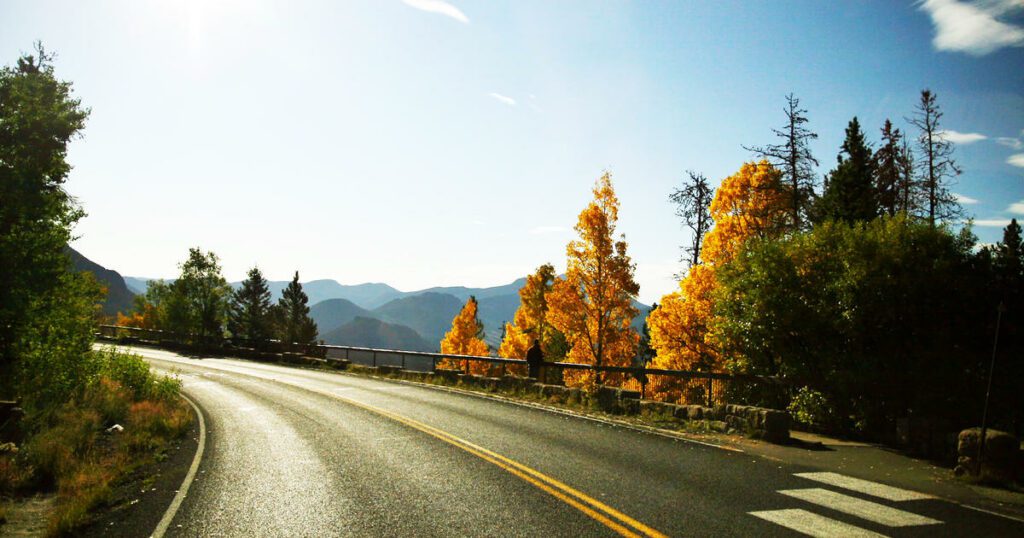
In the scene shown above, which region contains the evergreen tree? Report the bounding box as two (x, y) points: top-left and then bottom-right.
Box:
(873, 119), (903, 217)
(908, 89), (961, 225)
(815, 117), (877, 223)
(229, 266), (273, 347)
(0, 44), (89, 375)
(744, 93), (819, 229)
(995, 219), (1023, 302)
(896, 138), (918, 215)
(275, 271), (318, 345)
(669, 171), (714, 274)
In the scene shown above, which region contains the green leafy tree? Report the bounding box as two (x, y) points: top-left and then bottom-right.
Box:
(715, 216), (991, 435)
(815, 117), (877, 223)
(170, 248), (231, 344)
(228, 266), (274, 347)
(275, 271), (318, 345)
(0, 44), (89, 377)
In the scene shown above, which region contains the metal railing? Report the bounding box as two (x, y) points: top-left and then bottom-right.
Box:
(97, 324), (786, 407)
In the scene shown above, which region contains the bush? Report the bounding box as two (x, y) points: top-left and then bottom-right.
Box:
(787, 387), (837, 432)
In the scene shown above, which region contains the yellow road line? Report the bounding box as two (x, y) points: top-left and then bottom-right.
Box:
(334, 395), (668, 538)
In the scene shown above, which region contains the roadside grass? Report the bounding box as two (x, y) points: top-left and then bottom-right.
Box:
(0, 347), (192, 537)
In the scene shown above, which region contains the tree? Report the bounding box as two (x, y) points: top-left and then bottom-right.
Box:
(0, 43), (89, 376)
(744, 93), (819, 229)
(439, 296), (490, 374)
(498, 264), (567, 376)
(714, 216), (992, 435)
(873, 119), (903, 217)
(908, 89), (961, 225)
(275, 271), (318, 345)
(815, 117), (877, 223)
(648, 161), (788, 402)
(547, 173), (640, 388)
(229, 266), (274, 347)
(669, 171), (714, 273)
(897, 138), (918, 215)
(171, 248), (231, 344)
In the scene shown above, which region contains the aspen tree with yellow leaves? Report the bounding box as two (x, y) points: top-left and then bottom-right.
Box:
(498, 263), (565, 376)
(648, 160), (787, 402)
(547, 173), (640, 389)
(439, 296), (490, 375)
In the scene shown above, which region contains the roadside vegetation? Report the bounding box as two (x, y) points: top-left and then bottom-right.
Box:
(0, 44), (192, 535)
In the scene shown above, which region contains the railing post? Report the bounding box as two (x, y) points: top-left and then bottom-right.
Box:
(706, 377), (713, 407)
(372, 350), (377, 367)
(402, 354), (406, 370)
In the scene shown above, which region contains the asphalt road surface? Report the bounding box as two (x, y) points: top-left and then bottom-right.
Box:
(126, 346), (1024, 537)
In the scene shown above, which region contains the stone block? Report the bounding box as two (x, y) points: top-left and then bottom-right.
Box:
(958, 428), (1019, 481)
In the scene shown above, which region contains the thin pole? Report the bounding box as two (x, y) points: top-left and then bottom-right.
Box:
(978, 302), (1005, 474)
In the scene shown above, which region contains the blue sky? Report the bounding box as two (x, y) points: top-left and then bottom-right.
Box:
(2, 0), (1022, 304)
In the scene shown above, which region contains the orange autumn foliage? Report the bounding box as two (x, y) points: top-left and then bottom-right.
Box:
(648, 161), (786, 401)
(438, 296), (491, 375)
(498, 263), (560, 376)
(547, 173), (640, 390)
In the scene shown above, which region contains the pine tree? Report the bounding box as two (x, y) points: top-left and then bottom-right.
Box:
(669, 171), (714, 274)
(228, 266), (273, 347)
(275, 271), (318, 345)
(873, 119), (902, 217)
(815, 117), (877, 223)
(744, 93), (819, 229)
(995, 219), (1024, 302)
(908, 89), (961, 225)
(170, 248), (231, 344)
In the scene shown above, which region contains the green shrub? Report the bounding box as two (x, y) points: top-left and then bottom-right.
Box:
(787, 386), (836, 432)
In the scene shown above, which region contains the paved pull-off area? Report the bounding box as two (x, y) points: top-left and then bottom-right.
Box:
(126, 346), (1024, 537)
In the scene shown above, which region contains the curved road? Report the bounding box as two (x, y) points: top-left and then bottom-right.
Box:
(125, 346), (1023, 537)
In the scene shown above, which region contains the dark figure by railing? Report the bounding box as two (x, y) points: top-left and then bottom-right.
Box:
(526, 339), (543, 379)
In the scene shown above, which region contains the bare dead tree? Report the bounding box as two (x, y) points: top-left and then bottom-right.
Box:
(669, 170), (714, 276)
(744, 93), (819, 230)
(907, 89), (962, 226)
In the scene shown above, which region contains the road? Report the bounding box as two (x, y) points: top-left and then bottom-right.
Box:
(126, 345), (1024, 537)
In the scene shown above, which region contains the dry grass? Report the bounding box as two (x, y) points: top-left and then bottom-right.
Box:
(1, 366), (191, 537)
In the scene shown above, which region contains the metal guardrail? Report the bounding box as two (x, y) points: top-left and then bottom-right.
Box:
(97, 324), (786, 406)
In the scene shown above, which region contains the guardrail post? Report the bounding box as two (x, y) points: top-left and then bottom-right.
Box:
(372, 350), (377, 367)
(402, 354), (406, 370)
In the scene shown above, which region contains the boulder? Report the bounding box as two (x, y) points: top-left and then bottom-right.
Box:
(762, 410), (791, 443)
(957, 428), (1019, 481)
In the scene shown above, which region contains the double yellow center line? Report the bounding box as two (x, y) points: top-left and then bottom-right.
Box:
(333, 394), (668, 538)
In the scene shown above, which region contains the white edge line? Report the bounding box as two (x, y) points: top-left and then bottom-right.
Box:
(340, 371), (743, 453)
(959, 502), (1024, 524)
(151, 393), (206, 538)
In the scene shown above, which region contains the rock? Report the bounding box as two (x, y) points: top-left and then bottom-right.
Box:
(595, 386), (621, 413)
(0, 442), (17, 454)
(958, 428), (1019, 481)
(762, 410), (791, 443)
(106, 424), (124, 434)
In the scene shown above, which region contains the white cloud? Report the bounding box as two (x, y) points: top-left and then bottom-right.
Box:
(919, 0), (1024, 55)
(972, 218), (1014, 227)
(996, 137), (1023, 150)
(488, 92), (516, 106)
(529, 226), (567, 235)
(1008, 153), (1024, 167)
(1008, 200), (1024, 214)
(402, 0), (469, 24)
(954, 192), (980, 204)
(938, 129), (988, 144)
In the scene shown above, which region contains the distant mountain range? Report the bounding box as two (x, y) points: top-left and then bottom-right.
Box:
(119, 273), (651, 353)
(66, 247), (135, 317)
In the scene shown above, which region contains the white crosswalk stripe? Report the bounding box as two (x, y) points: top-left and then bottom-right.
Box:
(779, 488), (943, 527)
(749, 473), (943, 536)
(749, 509), (888, 538)
(793, 472), (936, 501)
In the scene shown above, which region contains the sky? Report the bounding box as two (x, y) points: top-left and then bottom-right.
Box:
(2, 0), (1022, 304)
